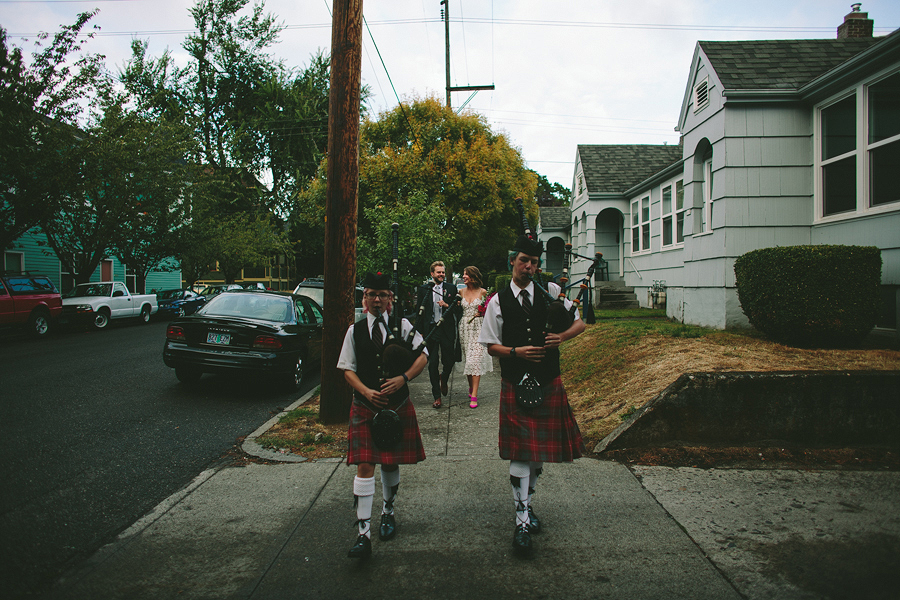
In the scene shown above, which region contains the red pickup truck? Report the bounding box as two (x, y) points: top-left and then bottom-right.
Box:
(0, 274), (63, 338)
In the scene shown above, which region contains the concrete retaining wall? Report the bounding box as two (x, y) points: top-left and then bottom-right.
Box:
(595, 371), (900, 453)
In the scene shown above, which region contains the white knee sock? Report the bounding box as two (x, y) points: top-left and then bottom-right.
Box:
(381, 467), (400, 515)
(528, 462), (543, 506)
(353, 476), (375, 538)
(509, 461), (531, 528)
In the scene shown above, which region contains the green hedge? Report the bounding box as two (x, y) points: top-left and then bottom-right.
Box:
(734, 245), (881, 347)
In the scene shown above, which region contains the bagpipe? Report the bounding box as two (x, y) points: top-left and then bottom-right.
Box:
(514, 197), (600, 331)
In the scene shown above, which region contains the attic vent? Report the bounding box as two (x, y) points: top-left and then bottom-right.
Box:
(693, 77), (709, 113)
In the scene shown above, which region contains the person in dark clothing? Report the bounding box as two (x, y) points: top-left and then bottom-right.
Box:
(477, 236), (586, 556)
(415, 261), (459, 409)
(337, 272), (428, 558)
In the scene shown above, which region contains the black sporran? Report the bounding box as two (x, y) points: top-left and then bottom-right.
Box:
(371, 409), (403, 450)
(515, 373), (544, 408)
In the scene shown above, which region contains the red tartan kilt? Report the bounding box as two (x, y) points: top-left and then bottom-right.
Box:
(499, 376), (586, 463)
(347, 396), (426, 466)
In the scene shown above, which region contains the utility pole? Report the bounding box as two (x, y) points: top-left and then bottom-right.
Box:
(320, 0), (363, 424)
(441, 0), (494, 108)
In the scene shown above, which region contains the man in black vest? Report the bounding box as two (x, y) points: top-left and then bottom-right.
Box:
(415, 261), (459, 409)
(477, 236), (586, 557)
(337, 272), (428, 558)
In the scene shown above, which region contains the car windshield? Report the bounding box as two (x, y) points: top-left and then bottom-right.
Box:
(157, 290), (184, 300)
(295, 286), (324, 308)
(201, 293), (294, 322)
(66, 283), (111, 297)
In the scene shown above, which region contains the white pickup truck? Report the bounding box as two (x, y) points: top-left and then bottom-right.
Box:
(60, 281), (158, 329)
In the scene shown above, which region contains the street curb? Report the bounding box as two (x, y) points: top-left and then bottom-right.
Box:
(241, 388), (319, 463)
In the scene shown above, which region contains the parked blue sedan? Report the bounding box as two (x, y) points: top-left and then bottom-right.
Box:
(155, 289), (206, 319)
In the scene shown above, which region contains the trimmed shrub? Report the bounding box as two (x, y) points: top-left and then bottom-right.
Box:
(734, 245), (881, 347)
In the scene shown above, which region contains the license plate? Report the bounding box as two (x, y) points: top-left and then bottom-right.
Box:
(207, 332), (231, 345)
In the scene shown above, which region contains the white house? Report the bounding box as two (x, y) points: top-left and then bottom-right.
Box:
(555, 4), (899, 335)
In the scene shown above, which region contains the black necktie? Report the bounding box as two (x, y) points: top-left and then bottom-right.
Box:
(521, 289), (532, 315)
(373, 317), (385, 351)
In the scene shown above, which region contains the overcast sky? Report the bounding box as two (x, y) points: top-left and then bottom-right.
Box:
(4, 0), (900, 189)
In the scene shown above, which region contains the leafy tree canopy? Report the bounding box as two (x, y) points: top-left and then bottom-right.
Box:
(535, 173), (571, 207)
(0, 12), (111, 250)
(359, 95), (538, 277)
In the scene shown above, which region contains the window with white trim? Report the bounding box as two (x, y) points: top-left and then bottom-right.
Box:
(4, 251), (24, 273)
(868, 72), (900, 208)
(661, 179), (686, 247)
(675, 180), (685, 243)
(818, 70), (900, 218)
(631, 196), (650, 253)
(702, 158), (713, 232)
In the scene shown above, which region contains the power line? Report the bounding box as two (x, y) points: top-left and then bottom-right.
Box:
(11, 16), (898, 39)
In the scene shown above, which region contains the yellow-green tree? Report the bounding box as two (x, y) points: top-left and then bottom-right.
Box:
(292, 95), (539, 279)
(360, 96), (537, 274)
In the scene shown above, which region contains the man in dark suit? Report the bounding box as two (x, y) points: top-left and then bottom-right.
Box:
(415, 260), (459, 409)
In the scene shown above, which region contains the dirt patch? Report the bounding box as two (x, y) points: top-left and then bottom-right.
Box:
(253, 394), (348, 460)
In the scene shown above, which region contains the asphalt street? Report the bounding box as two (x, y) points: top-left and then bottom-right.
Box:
(0, 320), (317, 598)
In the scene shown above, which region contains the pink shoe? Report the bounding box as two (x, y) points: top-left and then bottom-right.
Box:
(469, 394), (478, 408)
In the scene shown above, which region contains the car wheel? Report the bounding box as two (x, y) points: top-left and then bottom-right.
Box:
(28, 310), (51, 338)
(93, 309), (110, 330)
(175, 366), (202, 385)
(140, 305), (152, 323)
(282, 355), (304, 392)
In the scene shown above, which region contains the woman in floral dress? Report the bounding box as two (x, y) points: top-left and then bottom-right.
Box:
(458, 266), (493, 408)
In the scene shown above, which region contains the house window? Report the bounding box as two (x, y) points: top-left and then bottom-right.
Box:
(662, 185), (673, 246)
(821, 94), (857, 216)
(577, 174), (584, 194)
(661, 179), (686, 247)
(868, 72), (900, 207)
(818, 70), (900, 219)
(693, 77), (709, 113)
(631, 196), (650, 253)
(4, 251), (24, 273)
(700, 156), (713, 233)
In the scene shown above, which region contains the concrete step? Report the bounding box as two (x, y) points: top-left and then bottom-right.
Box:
(598, 299), (641, 309)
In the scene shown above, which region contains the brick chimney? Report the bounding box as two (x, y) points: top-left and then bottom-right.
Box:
(837, 3), (874, 39)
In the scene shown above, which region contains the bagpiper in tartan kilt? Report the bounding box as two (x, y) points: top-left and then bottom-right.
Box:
(498, 376), (585, 463)
(347, 397), (426, 466)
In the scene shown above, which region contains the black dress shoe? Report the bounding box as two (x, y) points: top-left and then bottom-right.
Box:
(347, 535), (372, 559)
(527, 506), (541, 534)
(379, 513), (396, 541)
(512, 524), (532, 556)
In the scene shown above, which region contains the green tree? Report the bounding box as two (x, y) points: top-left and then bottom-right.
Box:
(358, 191), (459, 286)
(105, 108), (200, 293)
(0, 13), (111, 250)
(534, 173), (571, 207)
(213, 212), (290, 283)
(359, 96), (538, 275)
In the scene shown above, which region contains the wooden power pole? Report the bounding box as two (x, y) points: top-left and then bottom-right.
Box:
(320, 0), (363, 424)
(441, 0), (494, 108)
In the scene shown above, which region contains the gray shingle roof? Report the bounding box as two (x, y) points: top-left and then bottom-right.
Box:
(699, 38), (881, 90)
(539, 206), (571, 230)
(577, 145), (683, 194)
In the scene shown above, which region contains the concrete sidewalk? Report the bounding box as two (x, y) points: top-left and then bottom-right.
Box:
(45, 361), (900, 599)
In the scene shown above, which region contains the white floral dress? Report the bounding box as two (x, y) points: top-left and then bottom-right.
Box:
(459, 295), (493, 376)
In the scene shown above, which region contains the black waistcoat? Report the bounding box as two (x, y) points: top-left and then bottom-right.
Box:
(498, 285), (560, 386)
(352, 319), (409, 402)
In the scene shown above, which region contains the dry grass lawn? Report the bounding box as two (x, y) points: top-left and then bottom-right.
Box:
(562, 320), (900, 448)
(252, 317), (900, 465)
